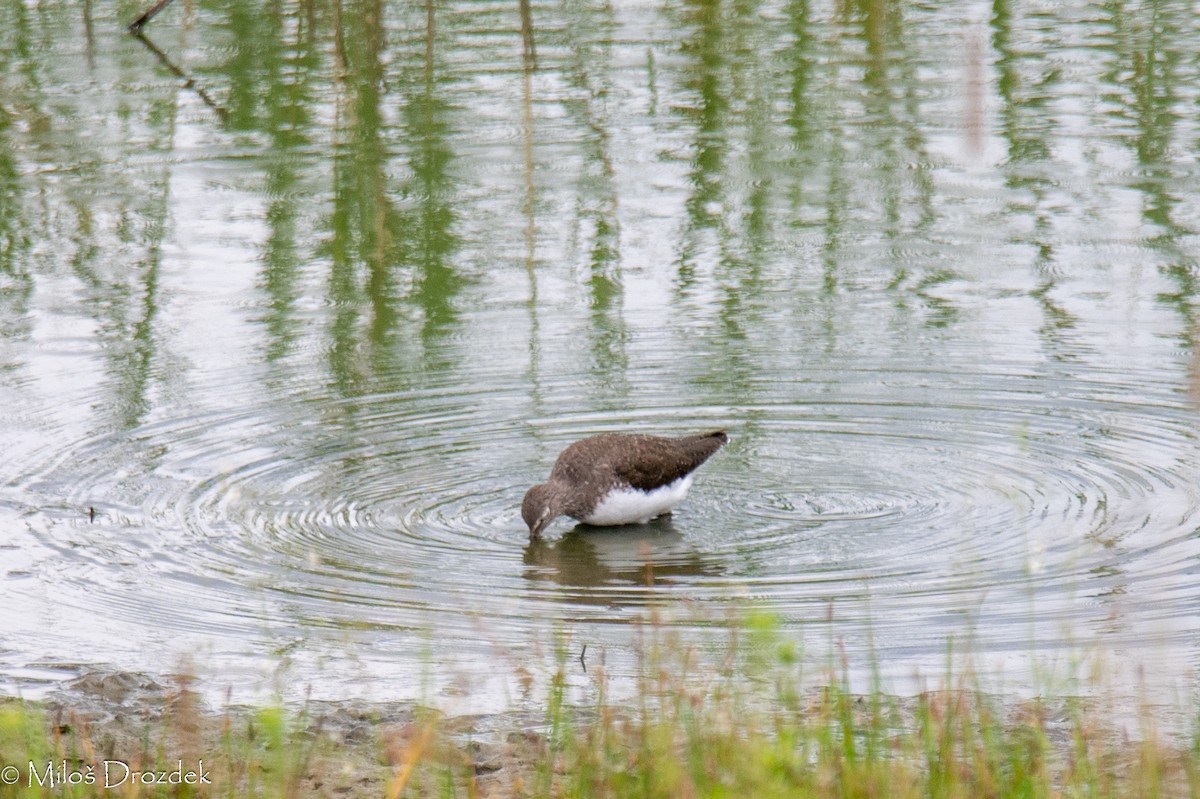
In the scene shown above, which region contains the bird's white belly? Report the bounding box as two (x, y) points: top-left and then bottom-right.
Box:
(581, 475), (694, 526)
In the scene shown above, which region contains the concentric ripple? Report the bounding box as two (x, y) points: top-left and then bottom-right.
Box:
(5, 352), (1200, 702)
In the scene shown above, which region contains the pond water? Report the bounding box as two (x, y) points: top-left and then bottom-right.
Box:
(1, 0), (1199, 710)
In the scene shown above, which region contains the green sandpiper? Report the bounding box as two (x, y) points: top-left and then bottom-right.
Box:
(522, 431), (728, 539)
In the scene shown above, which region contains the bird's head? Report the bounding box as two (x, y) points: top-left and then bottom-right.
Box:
(522, 482), (562, 539)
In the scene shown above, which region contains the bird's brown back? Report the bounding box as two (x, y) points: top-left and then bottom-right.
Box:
(550, 431), (727, 492)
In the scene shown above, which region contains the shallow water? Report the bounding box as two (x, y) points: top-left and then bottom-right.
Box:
(2, 0), (1200, 709)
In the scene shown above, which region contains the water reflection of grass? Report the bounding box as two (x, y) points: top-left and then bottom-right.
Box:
(1, 611), (1196, 797)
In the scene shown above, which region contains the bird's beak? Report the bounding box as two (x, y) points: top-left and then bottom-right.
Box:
(529, 511), (552, 539)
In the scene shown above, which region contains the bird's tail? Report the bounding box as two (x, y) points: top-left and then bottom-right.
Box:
(682, 430), (728, 459)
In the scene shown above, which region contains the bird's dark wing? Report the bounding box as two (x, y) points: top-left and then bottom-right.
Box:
(551, 431), (727, 491)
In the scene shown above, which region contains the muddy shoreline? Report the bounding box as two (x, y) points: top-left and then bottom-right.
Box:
(4, 665), (1195, 798)
(3, 669), (546, 798)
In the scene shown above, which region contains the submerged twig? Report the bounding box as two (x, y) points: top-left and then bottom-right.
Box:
(518, 0), (536, 67)
(127, 0), (175, 32)
(129, 30), (229, 123)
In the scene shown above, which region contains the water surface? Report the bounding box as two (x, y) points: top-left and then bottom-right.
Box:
(1, 0), (1199, 709)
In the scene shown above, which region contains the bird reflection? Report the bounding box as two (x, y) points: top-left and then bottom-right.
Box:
(521, 518), (724, 601)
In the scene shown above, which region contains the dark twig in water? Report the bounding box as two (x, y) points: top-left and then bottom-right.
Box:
(129, 31), (229, 123)
(127, 0), (175, 32)
(579, 644), (587, 671)
(518, 0), (537, 67)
